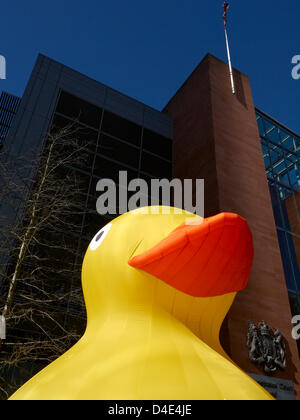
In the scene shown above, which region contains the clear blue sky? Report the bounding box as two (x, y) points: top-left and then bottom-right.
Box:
(1, 0), (299, 133)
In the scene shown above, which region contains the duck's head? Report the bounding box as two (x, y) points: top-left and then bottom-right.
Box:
(82, 206), (253, 352)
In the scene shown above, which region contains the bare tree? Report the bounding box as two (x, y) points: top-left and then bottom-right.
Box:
(0, 123), (93, 398)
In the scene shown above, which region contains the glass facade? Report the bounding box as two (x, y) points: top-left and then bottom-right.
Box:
(0, 92), (21, 150)
(257, 109), (300, 355)
(53, 89), (172, 217)
(50, 89), (173, 311)
(0, 86), (173, 397)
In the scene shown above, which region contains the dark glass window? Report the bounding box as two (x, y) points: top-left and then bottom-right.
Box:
(276, 229), (300, 292)
(101, 111), (141, 146)
(46, 130), (95, 175)
(56, 91), (102, 129)
(269, 185), (290, 230)
(83, 210), (113, 239)
(33, 230), (79, 280)
(141, 151), (172, 179)
(143, 128), (172, 160)
(57, 204), (85, 232)
(97, 134), (140, 168)
(54, 166), (91, 202)
(72, 150), (94, 173)
(51, 114), (98, 152)
(92, 158), (138, 185)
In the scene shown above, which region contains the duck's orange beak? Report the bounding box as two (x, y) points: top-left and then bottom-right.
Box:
(128, 213), (254, 297)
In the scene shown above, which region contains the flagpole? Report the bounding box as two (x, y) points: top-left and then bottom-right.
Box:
(222, 2), (236, 95)
(224, 24), (235, 95)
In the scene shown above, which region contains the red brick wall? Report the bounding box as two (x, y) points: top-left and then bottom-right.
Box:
(164, 54), (300, 398)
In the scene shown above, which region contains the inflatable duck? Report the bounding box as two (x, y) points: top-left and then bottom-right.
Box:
(10, 207), (273, 400)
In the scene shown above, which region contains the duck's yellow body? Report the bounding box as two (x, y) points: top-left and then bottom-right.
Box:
(10, 207), (273, 400)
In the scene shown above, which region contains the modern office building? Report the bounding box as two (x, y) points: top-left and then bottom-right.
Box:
(0, 54), (174, 397)
(257, 109), (300, 355)
(0, 92), (21, 150)
(1, 53), (299, 399)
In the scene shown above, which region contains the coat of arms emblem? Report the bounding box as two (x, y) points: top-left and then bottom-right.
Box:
(247, 320), (286, 375)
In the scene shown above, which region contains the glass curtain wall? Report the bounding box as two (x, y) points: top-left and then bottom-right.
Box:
(257, 109), (300, 356)
(51, 90), (173, 313)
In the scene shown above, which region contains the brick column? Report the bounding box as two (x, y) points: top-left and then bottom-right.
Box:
(164, 53), (300, 398)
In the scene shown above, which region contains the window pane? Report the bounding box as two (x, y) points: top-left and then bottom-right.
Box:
(51, 114), (98, 151)
(101, 111), (141, 146)
(54, 166), (91, 202)
(276, 230), (299, 292)
(142, 128), (172, 160)
(97, 133), (140, 168)
(56, 91), (102, 129)
(92, 159), (138, 185)
(141, 151), (172, 178)
(83, 209), (113, 239)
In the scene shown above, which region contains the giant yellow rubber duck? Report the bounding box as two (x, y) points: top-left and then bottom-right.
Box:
(10, 207), (273, 400)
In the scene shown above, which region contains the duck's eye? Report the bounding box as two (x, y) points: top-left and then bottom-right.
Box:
(89, 223), (112, 251)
